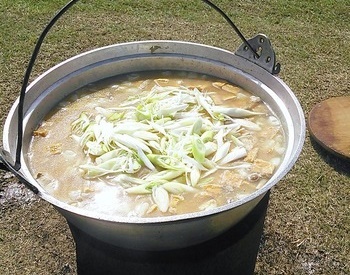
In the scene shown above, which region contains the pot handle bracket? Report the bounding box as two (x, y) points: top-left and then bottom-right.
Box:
(202, 0), (281, 75)
(235, 34), (281, 74)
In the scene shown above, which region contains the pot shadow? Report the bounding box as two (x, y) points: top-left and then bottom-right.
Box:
(310, 137), (350, 177)
(69, 193), (271, 275)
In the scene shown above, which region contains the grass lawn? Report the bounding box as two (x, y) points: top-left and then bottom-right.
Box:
(0, 0), (349, 274)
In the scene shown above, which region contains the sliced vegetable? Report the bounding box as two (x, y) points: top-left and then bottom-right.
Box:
(152, 186), (170, 212)
(191, 137), (206, 163)
(162, 181), (196, 194)
(71, 84), (268, 214)
(211, 106), (263, 117)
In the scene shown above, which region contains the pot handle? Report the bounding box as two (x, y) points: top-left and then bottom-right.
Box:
(0, 154), (8, 171)
(4, 0), (280, 184)
(202, 0), (280, 74)
(0, 0), (77, 192)
(0, 149), (39, 194)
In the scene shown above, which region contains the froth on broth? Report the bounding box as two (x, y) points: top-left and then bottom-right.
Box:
(29, 71), (285, 217)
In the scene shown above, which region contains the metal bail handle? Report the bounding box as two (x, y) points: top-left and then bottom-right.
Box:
(0, 0), (79, 192)
(0, 0), (79, 174)
(202, 0), (281, 75)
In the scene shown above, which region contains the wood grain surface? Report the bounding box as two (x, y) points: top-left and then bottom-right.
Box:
(308, 96), (350, 160)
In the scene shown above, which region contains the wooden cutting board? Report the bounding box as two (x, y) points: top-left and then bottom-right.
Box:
(308, 96), (350, 160)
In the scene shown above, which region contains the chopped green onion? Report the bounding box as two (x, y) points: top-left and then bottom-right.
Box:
(191, 137), (206, 163)
(147, 154), (185, 170)
(71, 84), (264, 210)
(152, 186), (169, 212)
(211, 106), (263, 117)
(162, 181), (196, 194)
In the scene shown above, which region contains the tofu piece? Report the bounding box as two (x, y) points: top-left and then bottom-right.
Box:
(222, 84), (240, 94)
(47, 143), (62, 155)
(240, 180), (258, 193)
(244, 147), (259, 162)
(33, 128), (48, 137)
(261, 126), (280, 139)
(212, 82), (226, 88)
(251, 159), (275, 176)
(221, 170), (244, 188)
(203, 184), (223, 195)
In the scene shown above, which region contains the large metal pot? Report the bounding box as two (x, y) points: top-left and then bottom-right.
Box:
(0, 39), (305, 250)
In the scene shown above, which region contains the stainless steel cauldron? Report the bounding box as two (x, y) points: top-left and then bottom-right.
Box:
(1, 40), (305, 250)
(0, 1), (305, 251)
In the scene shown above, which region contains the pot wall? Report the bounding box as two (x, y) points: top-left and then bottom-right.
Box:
(57, 193), (264, 250)
(2, 41), (305, 250)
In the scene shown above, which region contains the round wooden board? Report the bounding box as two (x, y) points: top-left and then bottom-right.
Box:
(308, 96), (350, 160)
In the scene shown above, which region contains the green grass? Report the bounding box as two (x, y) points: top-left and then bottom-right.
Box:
(1, 0), (349, 274)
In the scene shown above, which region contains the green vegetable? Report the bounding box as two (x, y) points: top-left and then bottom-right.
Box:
(147, 154), (185, 170)
(71, 84), (259, 210)
(191, 137), (206, 163)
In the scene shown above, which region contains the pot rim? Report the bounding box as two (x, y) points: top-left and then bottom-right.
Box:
(3, 40), (306, 224)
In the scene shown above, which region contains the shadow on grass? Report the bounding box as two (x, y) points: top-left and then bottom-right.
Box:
(310, 137), (350, 177)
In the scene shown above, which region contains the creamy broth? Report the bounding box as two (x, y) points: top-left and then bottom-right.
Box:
(29, 71), (285, 217)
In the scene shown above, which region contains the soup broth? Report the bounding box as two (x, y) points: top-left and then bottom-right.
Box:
(29, 71), (285, 217)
